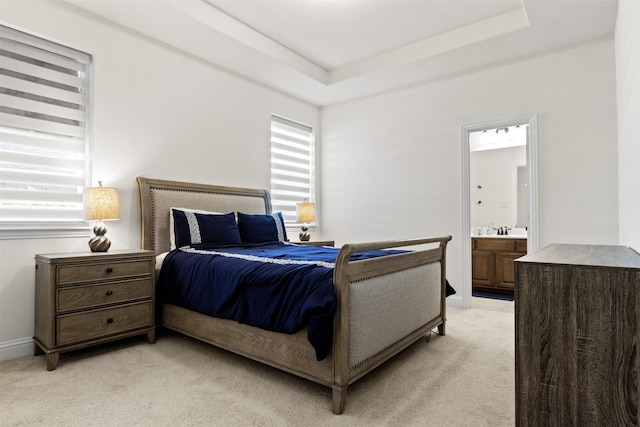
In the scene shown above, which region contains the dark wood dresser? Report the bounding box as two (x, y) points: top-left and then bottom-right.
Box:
(515, 244), (640, 426)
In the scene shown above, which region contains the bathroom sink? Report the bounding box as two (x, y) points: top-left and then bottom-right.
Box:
(471, 227), (527, 238)
(509, 228), (528, 237)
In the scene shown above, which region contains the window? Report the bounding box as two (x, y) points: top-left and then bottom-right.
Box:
(0, 25), (92, 238)
(270, 115), (314, 224)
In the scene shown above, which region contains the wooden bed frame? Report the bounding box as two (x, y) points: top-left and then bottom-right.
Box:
(137, 176), (451, 414)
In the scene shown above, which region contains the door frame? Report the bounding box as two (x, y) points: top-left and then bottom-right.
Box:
(460, 114), (539, 308)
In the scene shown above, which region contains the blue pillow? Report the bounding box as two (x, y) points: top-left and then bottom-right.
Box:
(172, 210), (241, 247)
(237, 212), (288, 243)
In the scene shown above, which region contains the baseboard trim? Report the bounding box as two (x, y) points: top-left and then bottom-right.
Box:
(0, 337), (34, 362)
(446, 295), (464, 309)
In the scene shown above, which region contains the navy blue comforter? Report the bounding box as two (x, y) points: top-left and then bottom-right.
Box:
(157, 242), (398, 360)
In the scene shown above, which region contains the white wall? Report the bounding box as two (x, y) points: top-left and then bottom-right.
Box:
(616, 0), (640, 252)
(320, 38), (619, 304)
(0, 1), (320, 360)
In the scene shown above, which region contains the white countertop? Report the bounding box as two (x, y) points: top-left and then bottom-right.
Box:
(471, 234), (527, 239)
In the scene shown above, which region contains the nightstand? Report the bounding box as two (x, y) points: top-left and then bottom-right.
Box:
(34, 249), (156, 370)
(295, 240), (335, 247)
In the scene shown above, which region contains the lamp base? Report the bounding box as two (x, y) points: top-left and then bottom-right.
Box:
(89, 222), (111, 252)
(299, 231), (311, 241)
(89, 236), (111, 252)
(299, 223), (310, 241)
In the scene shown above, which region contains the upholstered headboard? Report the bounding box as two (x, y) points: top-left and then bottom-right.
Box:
(136, 177), (272, 256)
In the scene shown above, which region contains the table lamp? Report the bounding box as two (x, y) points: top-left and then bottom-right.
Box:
(83, 181), (120, 252)
(296, 201), (315, 242)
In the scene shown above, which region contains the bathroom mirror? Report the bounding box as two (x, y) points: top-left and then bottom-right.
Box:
(469, 126), (528, 233)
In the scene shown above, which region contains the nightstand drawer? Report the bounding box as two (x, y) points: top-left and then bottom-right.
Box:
(57, 278), (153, 312)
(57, 259), (153, 285)
(57, 301), (153, 346)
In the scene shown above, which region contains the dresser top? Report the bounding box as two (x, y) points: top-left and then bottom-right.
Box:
(516, 244), (640, 269)
(35, 249), (154, 262)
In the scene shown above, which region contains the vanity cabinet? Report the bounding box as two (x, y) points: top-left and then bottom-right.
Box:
(472, 237), (526, 293)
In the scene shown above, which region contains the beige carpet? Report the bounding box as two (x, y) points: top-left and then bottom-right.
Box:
(0, 299), (514, 426)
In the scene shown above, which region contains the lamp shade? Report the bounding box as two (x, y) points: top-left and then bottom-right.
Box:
(296, 201), (315, 223)
(83, 185), (120, 221)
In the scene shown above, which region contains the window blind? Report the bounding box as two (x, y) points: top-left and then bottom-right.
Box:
(270, 115), (314, 224)
(0, 25), (92, 236)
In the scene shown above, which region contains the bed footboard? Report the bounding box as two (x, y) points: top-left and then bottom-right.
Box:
(331, 235), (451, 414)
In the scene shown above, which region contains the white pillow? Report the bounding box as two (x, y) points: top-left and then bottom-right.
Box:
(169, 207), (223, 250)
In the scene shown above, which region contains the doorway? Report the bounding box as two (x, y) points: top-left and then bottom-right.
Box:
(461, 114), (539, 309)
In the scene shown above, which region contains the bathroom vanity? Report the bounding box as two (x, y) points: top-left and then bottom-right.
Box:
(472, 236), (527, 294)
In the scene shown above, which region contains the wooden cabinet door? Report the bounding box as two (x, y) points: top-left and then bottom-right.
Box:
(495, 252), (523, 289)
(472, 251), (495, 287)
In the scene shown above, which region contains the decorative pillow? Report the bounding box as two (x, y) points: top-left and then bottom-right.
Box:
(171, 208), (241, 248)
(237, 212), (288, 243)
(169, 207), (223, 250)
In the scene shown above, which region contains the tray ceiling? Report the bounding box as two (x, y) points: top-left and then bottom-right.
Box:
(66, 0), (618, 106)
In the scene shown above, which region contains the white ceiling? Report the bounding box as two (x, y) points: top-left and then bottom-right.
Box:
(66, 0), (618, 106)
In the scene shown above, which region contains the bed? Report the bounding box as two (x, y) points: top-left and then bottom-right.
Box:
(137, 176), (452, 414)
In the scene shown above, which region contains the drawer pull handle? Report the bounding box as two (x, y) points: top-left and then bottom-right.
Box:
(107, 318), (114, 324)
(106, 267), (113, 273)
(105, 290), (113, 296)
